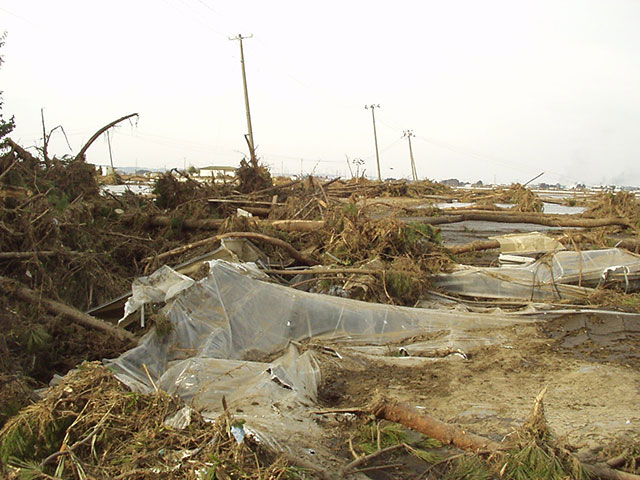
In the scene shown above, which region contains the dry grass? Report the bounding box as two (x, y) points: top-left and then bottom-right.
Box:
(0, 362), (304, 480)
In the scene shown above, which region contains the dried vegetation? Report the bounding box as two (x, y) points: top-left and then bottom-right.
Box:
(2, 125), (640, 479)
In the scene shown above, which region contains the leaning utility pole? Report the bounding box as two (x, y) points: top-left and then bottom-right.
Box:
(229, 34), (257, 165)
(403, 130), (418, 181)
(365, 104), (382, 181)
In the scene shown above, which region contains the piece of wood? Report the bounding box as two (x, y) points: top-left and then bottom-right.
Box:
(208, 198), (285, 207)
(614, 238), (640, 253)
(143, 231), (316, 266)
(128, 215), (324, 233)
(415, 212), (631, 229)
(0, 250), (81, 260)
(368, 395), (502, 452)
(265, 267), (381, 276)
(0, 251), (57, 259)
(75, 113), (139, 161)
(448, 240), (501, 255)
(368, 394), (640, 480)
(250, 178), (303, 196)
(0, 276), (136, 344)
(5, 138), (40, 166)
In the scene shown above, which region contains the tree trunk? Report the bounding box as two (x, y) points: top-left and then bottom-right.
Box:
(0, 276), (136, 344)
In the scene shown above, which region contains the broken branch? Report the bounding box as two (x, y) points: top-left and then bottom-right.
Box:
(418, 212), (631, 229)
(0, 275), (136, 344)
(75, 113), (138, 161)
(143, 231), (316, 266)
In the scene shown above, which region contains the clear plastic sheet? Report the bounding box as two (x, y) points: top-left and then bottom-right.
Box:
(434, 248), (640, 300)
(103, 260), (578, 461)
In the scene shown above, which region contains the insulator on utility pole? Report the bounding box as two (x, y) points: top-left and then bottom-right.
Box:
(365, 104), (382, 181)
(403, 130), (418, 182)
(229, 33), (257, 165)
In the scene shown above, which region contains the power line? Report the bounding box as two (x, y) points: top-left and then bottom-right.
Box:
(414, 134), (580, 185)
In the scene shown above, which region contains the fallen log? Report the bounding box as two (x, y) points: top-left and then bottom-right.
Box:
(448, 236), (640, 256)
(265, 267), (380, 276)
(250, 178), (303, 196)
(0, 276), (136, 344)
(416, 212), (631, 229)
(448, 240), (501, 255)
(143, 231), (316, 265)
(125, 215), (324, 232)
(0, 251), (80, 260)
(368, 395), (501, 452)
(207, 198), (285, 207)
(365, 394), (640, 480)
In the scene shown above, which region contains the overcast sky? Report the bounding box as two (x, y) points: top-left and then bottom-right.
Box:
(1, 0), (639, 186)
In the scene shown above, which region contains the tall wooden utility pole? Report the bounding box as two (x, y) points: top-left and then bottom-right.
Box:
(365, 104), (382, 181)
(229, 34), (257, 165)
(403, 130), (418, 181)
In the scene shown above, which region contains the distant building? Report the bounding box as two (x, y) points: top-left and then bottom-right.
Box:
(197, 166), (236, 177)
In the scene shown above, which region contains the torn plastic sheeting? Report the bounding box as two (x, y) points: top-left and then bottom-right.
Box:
(171, 238), (268, 279)
(157, 344), (320, 416)
(119, 265), (194, 324)
(106, 260), (543, 396)
(102, 259), (564, 464)
(434, 248), (640, 301)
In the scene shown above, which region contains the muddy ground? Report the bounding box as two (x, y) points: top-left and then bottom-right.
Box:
(317, 314), (640, 460)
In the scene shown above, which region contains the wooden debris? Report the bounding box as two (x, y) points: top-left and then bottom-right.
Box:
(0, 276), (137, 344)
(143, 231), (316, 266)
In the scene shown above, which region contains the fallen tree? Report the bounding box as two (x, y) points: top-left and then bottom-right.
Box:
(0, 276), (136, 344)
(314, 393), (640, 480)
(418, 211), (632, 229)
(125, 215), (324, 232)
(143, 231), (317, 265)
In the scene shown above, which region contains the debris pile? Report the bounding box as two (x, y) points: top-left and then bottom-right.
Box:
(2, 128), (640, 479)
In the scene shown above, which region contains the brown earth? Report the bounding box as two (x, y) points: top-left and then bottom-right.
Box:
(316, 314), (640, 467)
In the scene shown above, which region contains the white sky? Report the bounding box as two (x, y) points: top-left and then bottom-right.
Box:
(1, 0), (639, 186)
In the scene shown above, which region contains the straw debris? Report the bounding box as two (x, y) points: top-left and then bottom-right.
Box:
(0, 362), (301, 480)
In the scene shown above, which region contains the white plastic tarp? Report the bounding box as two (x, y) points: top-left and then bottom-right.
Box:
(434, 248), (640, 300)
(103, 260), (557, 460)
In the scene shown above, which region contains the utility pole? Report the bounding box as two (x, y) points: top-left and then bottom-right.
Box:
(403, 130), (418, 181)
(229, 34), (257, 165)
(106, 130), (115, 174)
(365, 104), (382, 181)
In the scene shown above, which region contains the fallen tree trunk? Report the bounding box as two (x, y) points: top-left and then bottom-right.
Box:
(265, 267), (380, 276)
(0, 250), (80, 260)
(125, 215), (324, 233)
(0, 276), (137, 344)
(448, 240), (501, 255)
(369, 395), (501, 452)
(448, 236), (640, 255)
(366, 395), (640, 480)
(418, 212), (631, 229)
(143, 231), (316, 265)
